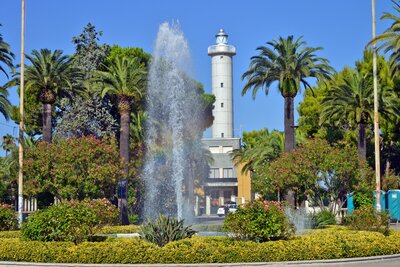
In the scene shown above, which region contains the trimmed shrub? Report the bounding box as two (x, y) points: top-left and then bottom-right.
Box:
(0, 204), (18, 231)
(344, 206), (390, 235)
(0, 230), (20, 238)
(98, 225), (141, 234)
(223, 200), (295, 242)
(141, 214), (196, 247)
(311, 210), (336, 228)
(1, 228), (400, 263)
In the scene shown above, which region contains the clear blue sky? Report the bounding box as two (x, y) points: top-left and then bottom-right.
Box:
(0, 0), (395, 147)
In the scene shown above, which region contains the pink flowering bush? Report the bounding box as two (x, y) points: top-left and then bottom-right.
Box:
(78, 198), (119, 226)
(23, 136), (123, 201)
(223, 200), (295, 242)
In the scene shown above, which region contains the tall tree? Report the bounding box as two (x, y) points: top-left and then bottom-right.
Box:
(53, 92), (117, 139)
(23, 49), (81, 142)
(242, 36), (333, 152)
(53, 23), (115, 140)
(93, 55), (147, 224)
(0, 25), (14, 120)
(321, 71), (400, 161)
(370, 0), (400, 77)
(1, 134), (14, 156)
(94, 55), (147, 175)
(72, 23), (110, 80)
(232, 129), (284, 174)
(0, 25), (14, 79)
(0, 86), (11, 120)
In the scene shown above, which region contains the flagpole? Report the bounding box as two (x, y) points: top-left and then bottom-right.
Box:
(371, 0), (381, 211)
(18, 0), (26, 225)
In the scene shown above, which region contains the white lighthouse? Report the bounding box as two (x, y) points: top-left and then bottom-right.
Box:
(208, 29), (236, 138)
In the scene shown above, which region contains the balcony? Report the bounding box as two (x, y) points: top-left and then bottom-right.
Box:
(206, 178), (238, 183)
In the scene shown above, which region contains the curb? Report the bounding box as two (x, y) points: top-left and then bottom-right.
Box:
(1, 253), (400, 267)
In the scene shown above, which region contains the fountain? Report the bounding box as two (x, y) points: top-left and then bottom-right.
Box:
(143, 22), (207, 221)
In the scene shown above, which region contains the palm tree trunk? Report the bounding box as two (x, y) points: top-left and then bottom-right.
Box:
(284, 96), (295, 152)
(358, 122), (367, 161)
(42, 103), (52, 143)
(120, 110), (131, 173)
(284, 96), (296, 207)
(119, 109), (130, 225)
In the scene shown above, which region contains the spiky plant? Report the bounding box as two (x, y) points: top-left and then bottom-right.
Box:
(141, 214), (196, 247)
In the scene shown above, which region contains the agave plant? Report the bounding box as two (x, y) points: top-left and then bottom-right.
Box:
(141, 214), (196, 247)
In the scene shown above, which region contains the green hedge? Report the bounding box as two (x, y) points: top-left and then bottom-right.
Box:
(1, 227), (400, 264)
(97, 225), (141, 234)
(0, 231), (20, 238)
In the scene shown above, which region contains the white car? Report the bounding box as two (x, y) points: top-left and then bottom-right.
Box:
(217, 206), (226, 217)
(217, 203), (237, 217)
(227, 204), (237, 213)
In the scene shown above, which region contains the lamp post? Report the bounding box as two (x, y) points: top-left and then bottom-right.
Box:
(18, 0), (26, 225)
(371, 0), (381, 211)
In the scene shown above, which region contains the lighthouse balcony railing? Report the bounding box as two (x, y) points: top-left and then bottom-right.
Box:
(208, 45), (236, 55)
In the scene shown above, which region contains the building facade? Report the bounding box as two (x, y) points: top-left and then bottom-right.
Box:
(201, 29), (251, 215)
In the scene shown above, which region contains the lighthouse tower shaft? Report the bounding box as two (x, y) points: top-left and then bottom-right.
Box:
(208, 29), (236, 138)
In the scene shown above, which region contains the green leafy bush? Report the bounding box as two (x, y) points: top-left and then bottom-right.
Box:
(344, 205), (390, 236)
(141, 214), (196, 247)
(0, 204), (18, 231)
(353, 192), (373, 208)
(21, 201), (99, 244)
(311, 210), (336, 229)
(223, 200), (295, 242)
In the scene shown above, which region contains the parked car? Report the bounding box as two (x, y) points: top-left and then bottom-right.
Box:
(217, 202), (238, 217)
(217, 206), (227, 217)
(227, 203), (237, 213)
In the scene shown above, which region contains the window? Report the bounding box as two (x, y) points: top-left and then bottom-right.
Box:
(221, 133), (224, 138)
(223, 168), (234, 178)
(221, 102), (224, 108)
(209, 146), (220, 153)
(222, 146), (233, 153)
(220, 82), (224, 87)
(209, 168), (220, 178)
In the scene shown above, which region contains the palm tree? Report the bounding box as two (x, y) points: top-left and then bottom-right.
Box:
(232, 129), (284, 174)
(0, 86), (11, 120)
(321, 71), (400, 161)
(0, 25), (14, 79)
(369, 0), (400, 77)
(93, 55), (147, 172)
(0, 26), (14, 120)
(1, 134), (15, 156)
(242, 36), (333, 152)
(93, 55), (146, 225)
(24, 49), (80, 143)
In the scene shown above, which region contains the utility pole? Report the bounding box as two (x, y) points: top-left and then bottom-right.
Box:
(18, 0), (26, 225)
(372, 0), (381, 211)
